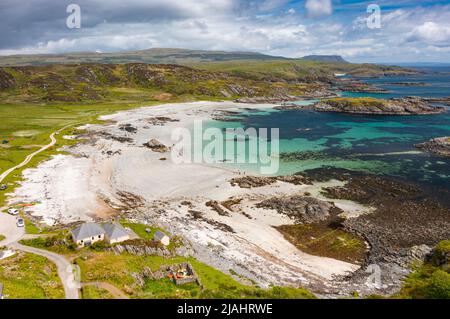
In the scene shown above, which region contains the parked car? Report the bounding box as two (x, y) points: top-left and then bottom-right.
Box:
(16, 218), (25, 227)
(0, 184), (7, 191)
(7, 208), (19, 215)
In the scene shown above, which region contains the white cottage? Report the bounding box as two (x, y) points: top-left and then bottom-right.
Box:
(71, 223), (105, 247)
(102, 222), (130, 244)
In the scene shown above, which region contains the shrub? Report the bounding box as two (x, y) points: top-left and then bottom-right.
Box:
(89, 241), (109, 251)
(424, 270), (450, 299)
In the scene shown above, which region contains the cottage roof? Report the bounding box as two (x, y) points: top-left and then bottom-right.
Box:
(71, 223), (105, 241)
(102, 222), (129, 240)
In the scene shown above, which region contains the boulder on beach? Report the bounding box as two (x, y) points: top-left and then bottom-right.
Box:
(143, 139), (170, 153)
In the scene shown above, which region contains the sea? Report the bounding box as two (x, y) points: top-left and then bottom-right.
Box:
(203, 66), (450, 190)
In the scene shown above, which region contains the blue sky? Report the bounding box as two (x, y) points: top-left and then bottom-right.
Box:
(1, 0), (450, 63)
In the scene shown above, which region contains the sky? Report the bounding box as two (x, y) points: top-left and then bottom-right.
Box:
(0, 0), (450, 63)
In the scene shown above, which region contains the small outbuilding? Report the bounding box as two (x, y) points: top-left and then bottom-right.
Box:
(71, 223), (105, 247)
(102, 222), (130, 244)
(154, 231), (170, 246)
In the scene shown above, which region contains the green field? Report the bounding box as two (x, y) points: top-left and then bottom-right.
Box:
(0, 252), (64, 299)
(81, 285), (115, 299)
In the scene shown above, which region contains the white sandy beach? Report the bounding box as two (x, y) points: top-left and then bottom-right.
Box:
(8, 101), (372, 289)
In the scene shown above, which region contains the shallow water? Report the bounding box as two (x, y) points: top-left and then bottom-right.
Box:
(202, 67), (450, 189)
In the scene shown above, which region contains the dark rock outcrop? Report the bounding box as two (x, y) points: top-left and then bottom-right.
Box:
(0, 69), (15, 89)
(415, 137), (450, 157)
(143, 138), (169, 153)
(256, 195), (339, 224)
(317, 170), (450, 267)
(119, 124), (138, 134)
(230, 175), (311, 188)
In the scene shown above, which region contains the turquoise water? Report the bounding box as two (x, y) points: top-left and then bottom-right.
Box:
(201, 67), (450, 189)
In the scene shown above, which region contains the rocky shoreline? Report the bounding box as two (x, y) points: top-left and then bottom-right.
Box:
(224, 167), (450, 296)
(277, 96), (447, 115)
(415, 136), (450, 157)
(301, 167), (450, 296)
(234, 92), (338, 104)
(390, 82), (428, 86)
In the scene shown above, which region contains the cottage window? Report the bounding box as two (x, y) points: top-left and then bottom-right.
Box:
(92, 237), (94, 240)
(98, 235), (101, 238)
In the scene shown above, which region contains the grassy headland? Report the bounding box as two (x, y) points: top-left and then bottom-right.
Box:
(0, 252), (64, 299)
(190, 60), (417, 81)
(396, 240), (450, 299)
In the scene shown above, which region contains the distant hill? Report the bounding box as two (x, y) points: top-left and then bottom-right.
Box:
(301, 55), (348, 63)
(0, 48), (289, 67)
(0, 48), (355, 67)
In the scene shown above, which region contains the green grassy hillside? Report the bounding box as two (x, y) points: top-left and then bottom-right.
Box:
(191, 60), (417, 81)
(0, 63), (323, 104)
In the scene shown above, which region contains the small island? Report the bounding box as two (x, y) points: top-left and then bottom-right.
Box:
(390, 82), (428, 87)
(278, 97), (447, 115)
(415, 137), (450, 157)
(334, 79), (389, 93)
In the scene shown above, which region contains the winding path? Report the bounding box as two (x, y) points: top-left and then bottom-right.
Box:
(81, 282), (129, 299)
(0, 124), (73, 184)
(0, 209), (80, 299)
(0, 124), (80, 299)
(10, 242), (80, 299)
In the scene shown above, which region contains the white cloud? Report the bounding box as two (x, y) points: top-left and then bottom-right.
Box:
(1, 1), (450, 62)
(305, 0), (333, 18)
(408, 21), (450, 44)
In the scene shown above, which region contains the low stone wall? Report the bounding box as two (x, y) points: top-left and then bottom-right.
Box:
(108, 242), (174, 257)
